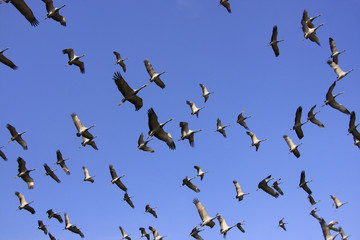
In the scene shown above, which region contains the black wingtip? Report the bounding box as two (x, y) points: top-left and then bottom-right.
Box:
(31, 19), (39, 27)
(193, 198), (199, 204)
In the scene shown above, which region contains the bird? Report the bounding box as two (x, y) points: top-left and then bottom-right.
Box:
(307, 105), (325, 128)
(43, 163), (61, 183)
(309, 208), (321, 221)
(236, 222), (246, 233)
(186, 101), (205, 118)
(215, 118), (230, 138)
(283, 134), (302, 158)
(194, 166), (208, 181)
(181, 176), (200, 193)
(298, 171), (312, 195)
(148, 226), (167, 240)
(3, 0), (39, 26)
(329, 38), (346, 64)
(353, 136), (360, 148)
(178, 121), (203, 147)
(278, 218), (287, 231)
(56, 150), (70, 175)
(301, 10), (324, 45)
(328, 221), (340, 232)
(193, 198), (216, 228)
(42, 0), (66, 26)
(137, 133), (154, 153)
(119, 226), (131, 240)
(199, 84), (214, 103)
(6, 123), (27, 150)
(339, 227), (351, 240)
(145, 204), (158, 218)
(62, 48), (85, 73)
(109, 164), (127, 192)
(147, 108), (175, 150)
(319, 218), (338, 240)
(0, 146), (7, 161)
(327, 60), (354, 81)
(272, 179), (284, 195)
(113, 51), (128, 72)
(256, 175), (279, 198)
(48, 233), (57, 240)
(216, 214), (243, 238)
(218, 0), (231, 13)
(38, 220), (48, 235)
(302, 10), (321, 28)
(268, 25), (284, 57)
(64, 213), (84, 238)
(246, 131), (267, 151)
(233, 180), (250, 201)
(82, 166), (95, 183)
(0, 48), (18, 69)
(323, 81), (350, 115)
(330, 195), (348, 209)
(144, 59), (166, 88)
(71, 113), (95, 140)
(15, 157), (35, 189)
(307, 194), (320, 206)
(79, 135), (98, 150)
(46, 209), (63, 223)
(290, 106), (308, 139)
(190, 226), (204, 240)
(348, 112), (360, 141)
(139, 227), (150, 240)
(113, 71), (148, 111)
(15, 191), (35, 214)
(236, 110), (251, 130)
(123, 193), (134, 208)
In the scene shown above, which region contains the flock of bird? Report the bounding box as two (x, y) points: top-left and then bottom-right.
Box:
(1, 0), (357, 239)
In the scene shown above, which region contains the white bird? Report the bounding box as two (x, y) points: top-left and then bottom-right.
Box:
(194, 166), (208, 181)
(149, 226), (167, 240)
(56, 150), (70, 175)
(7, 124), (27, 150)
(0, 48), (18, 69)
(178, 122), (203, 147)
(330, 195), (348, 209)
(15, 191), (35, 214)
(147, 108), (175, 150)
(302, 9), (321, 28)
(246, 131), (267, 151)
(144, 59), (166, 88)
(268, 25), (284, 57)
(233, 180), (250, 201)
(216, 214), (243, 238)
(215, 118), (230, 138)
(109, 164), (127, 192)
(278, 218), (287, 231)
(71, 113), (95, 139)
(193, 198), (216, 228)
(186, 101), (205, 118)
(137, 133), (154, 153)
(328, 221), (340, 232)
(329, 38), (346, 64)
(199, 84), (214, 103)
(64, 213), (84, 238)
(15, 157), (35, 189)
(119, 226), (131, 240)
(323, 81), (350, 115)
(82, 166), (95, 183)
(236, 110), (251, 130)
(113, 51), (128, 72)
(62, 48), (85, 73)
(307, 105), (325, 128)
(283, 134), (302, 158)
(290, 106), (308, 139)
(42, 0), (66, 26)
(327, 60), (354, 81)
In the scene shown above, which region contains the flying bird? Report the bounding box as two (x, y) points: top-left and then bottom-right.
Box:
(246, 131), (267, 151)
(42, 0), (66, 26)
(302, 10), (321, 28)
(7, 124), (27, 150)
(339, 227), (351, 240)
(137, 133), (154, 153)
(56, 150), (70, 175)
(145, 204), (158, 218)
(290, 106), (308, 139)
(194, 166), (208, 181)
(139, 227), (150, 240)
(329, 38), (346, 64)
(319, 218), (338, 240)
(113, 71), (148, 111)
(37, 220), (48, 235)
(215, 118), (230, 138)
(15, 191), (35, 214)
(268, 25), (284, 57)
(328, 221), (340, 232)
(64, 213), (84, 238)
(236, 110), (251, 130)
(0, 146), (7, 161)
(307, 105), (325, 128)
(71, 113), (95, 140)
(323, 81), (350, 115)
(79, 135), (98, 150)
(327, 60), (354, 81)
(301, 10), (324, 45)
(4, 0), (39, 26)
(113, 51), (128, 72)
(193, 198), (216, 228)
(147, 108), (175, 150)
(307, 194), (320, 206)
(119, 226), (131, 240)
(278, 218), (287, 231)
(283, 134), (302, 158)
(43, 163), (60, 183)
(47, 209), (63, 223)
(190, 226), (204, 240)
(348, 112), (360, 141)
(0, 48), (18, 69)
(181, 176), (200, 193)
(144, 59), (166, 88)
(15, 157), (35, 189)
(256, 175), (279, 198)
(148, 226), (167, 240)
(330, 195), (348, 209)
(178, 121), (203, 147)
(199, 84), (214, 103)
(82, 166), (95, 183)
(272, 179), (284, 195)
(233, 180), (250, 201)
(218, 0), (231, 13)
(216, 214), (243, 238)
(298, 171), (312, 195)
(62, 48), (85, 73)
(353, 136), (360, 148)
(186, 101), (205, 118)
(109, 164), (127, 192)
(309, 208), (321, 221)
(123, 193), (134, 208)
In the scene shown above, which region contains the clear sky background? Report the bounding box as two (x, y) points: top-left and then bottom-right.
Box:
(1, 0), (359, 239)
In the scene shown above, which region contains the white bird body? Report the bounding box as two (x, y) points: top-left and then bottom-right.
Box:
(119, 226), (131, 240)
(113, 51), (128, 72)
(62, 48), (85, 73)
(144, 59), (166, 88)
(42, 0), (66, 26)
(71, 113), (95, 139)
(329, 38), (346, 64)
(147, 108), (175, 149)
(199, 84), (214, 102)
(217, 214), (243, 238)
(82, 166), (95, 183)
(178, 122), (203, 147)
(319, 218), (338, 240)
(283, 134), (302, 158)
(194, 166), (208, 181)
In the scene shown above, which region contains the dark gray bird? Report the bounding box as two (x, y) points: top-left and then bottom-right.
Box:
(56, 150), (70, 175)
(139, 227), (150, 240)
(38, 220), (48, 235)
(327, 60), (354, 81)
(330, 195), (348, 209)
(144, 59), (166, 88)
(7, 124), (27, 150)
(283, 134), (302, 158)
(82, 166), (95, 183)
(62, 48), (85, 73)
(0, 146), (7, 160)
(329, 38), (346, 64)
(16, 157), (35, 189)
(290, 106), (308, 139)
(246, 131), (267, 151)
(181, 176), (200, 193)
(64, 213), (84, 238)
(186, 101), (205, 118)
(190, 226), (204, 240)
(278, 218), (287, 231)
(272, 179), (284, 195)
(323, 81), (350, 115)
(109, 164), (127, 192)
(15, 191), (35, 214)
(48, 233), (57, 240)
(137, 133), (154, 153)
(236, 110), (251, 130)
(298, 171), (312, 195)
(47, 209), (63, 223)
(71, 113), (95, 140)
(123, 193), (134, 208)
(256, 175), (279, 198)
(308, 194), (320, 206)
(348, 112), (360, 141)
(193, 198), (216, 228)
(79, 135), (98, 150)
(119, 226), (131, 240)
(43, 163), (60, 183)
(113, 51), (127, 72)
(215, 118), (230, 138)
(113, 71), (148, 111)
(0, 48), (18, 69)
(309, 208), (321, 221)
(301, 10), (324, 45)
(42, 0), (66, 26)
(233, 180), (250, 201)
(200, 84), (214, 103)
(218, 0), (231, 13)
(194, 166), (208, 181)
(148, 226), (167, 240)
(319, 218), (338, 240)
(236, 222), (246, 233)
(145, 204), (158, 218)
(178, 121), (203, 147)
(4, 0), (39, 26)
(307, 105), (325, 128)
(269, 25), (284, 57)
(147, 108), (175, 150)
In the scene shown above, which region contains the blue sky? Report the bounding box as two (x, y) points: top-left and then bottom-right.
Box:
(1, 0), (359, 239)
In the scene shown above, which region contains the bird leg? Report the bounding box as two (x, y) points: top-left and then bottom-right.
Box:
(118, 98), (126, 106)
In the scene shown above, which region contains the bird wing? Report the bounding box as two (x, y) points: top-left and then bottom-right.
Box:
(0, 150), (7, 160)
(308, 33), (320, 45)
(260, 182), (279, 198)
(16, 136), (27, 150)
(326, 81), (336, 100)
(48, 233), (56, 240)
(51, 12), (66, 26)
(64, 213), (70, 227)
(236, 223), (245, 233)
(15, 191), (25, 205)
(113, 51), (121, 60)
(148, 108), (160, 132)
(327, 60), (343, 77)
(124, 194), (135, 208)
(126, 94), (143, 111)
(54, 213), (63, 223)
(24, 204), (35, 214)
(56, 150), (63, 161)
(295, 127), (304, 139)
(9, 0), (39, 26)
(120, 61), (126, 72)
(193, 198), (212, 223)
(199, 84), (208, 94)
(138, 133), (145, 145)
(300, 171), (306, 185)
(283, 135), (295, 149)
(221, 0), (231, 13)
(329, 99), (350, 115)
(73, 59), (85, 74)
(119, 226), (126, 237)
(218, 129), (227, 138)
(233, 180), (243, 195)
(144, 59), (156, 77)
(271, 25), (278, 42)
(43, 0), (54, 12)
(0, 53), (18, 69)
(295, 106), (303, 126)
(88, 139), (98, 150)
(17, 157), (27, 173)
(301, 183), (312, 195)
(82, 166), (90, 178)
(142, 145), (155, 153)
(6, 124), (17, 137)
(60, 161), (70, 175)
(69, 225), (84, 238)
(149, 208), (157, 218)
(320, 218), (333, 240)
(149, 226), (159, 238)
(272, 182), (284, 195)
(71, 113), (86, 132)
(186, 181), (200, 192)
(22, 172), (34, 189)
(302, 10), (315, 28)
(180, 121), (190, 136)
(62, 48), (74, 60)
(115, 178), (127, 191)
(109, 164), (118, 179)
(329, 38), (338, 55)
(113, 71), (134, 97)
(217, 118), (222, 128)
(350, 113), (360, 140)
(271, 43), (280, 57)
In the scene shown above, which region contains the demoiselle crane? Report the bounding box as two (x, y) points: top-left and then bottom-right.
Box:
(15, 157), (35, 189)
(348, 112), (360, 140)
(147, 108), (175, 150)
(328, 220), (340, 232)
(246, 131), (267, 151)
(190, 226), (204, 240)
(62, 48), (85, 73)
(7, 124), (27, 150)
(319, 218), (338, 240)
(283, 134), (302, 158)
(339, 227), (351, 240)
(79, 135), (98, 150)
(43, 163), (61, 183)
(178, 121), (203, 147)
(308, 194), (320, 206)
(268, 25), (284, 57)
(301, 10), (324, 45)
(42, 0), (66, 26)
(113, 51), (128, 72)
(144, 59), (166, 88)
(309, 208), (321, 221)
(15, 191), (35, 214)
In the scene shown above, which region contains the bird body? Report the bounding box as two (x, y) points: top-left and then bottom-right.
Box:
(193, 198), (216, 228)
(0, 48), (18, 69)
(246, 131), (267, 151)
(62, 48), (85, 73)
(269, 25), (284, 57)
(216, 214), (243, 238)
(16, 157), (35, 189)
(147, 108), (175, 150)
(82, 166), (95, 183)
(113, 51), (127, 72)
(233, 180), (250, 201)
(42, 0), (66, 26)
(199, 84), (214, 102)
(186, 101), (205, 118)
(327, 60), (354, 81)
(64, 213), (84, 238)
(144, 59), (166, 88)
(7, 124), (27, 150)
(283, 134), (302, 158)
(178, 121), (203, 147)
(44, 163), (60, 183)
(301, 10), (324, 45)
(119, 226), (131, 240)
(4, 0), (39, 26)
(109, 164), (127, 191)
(339, 227), (351, 240)
(15, 191), (35, 214)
